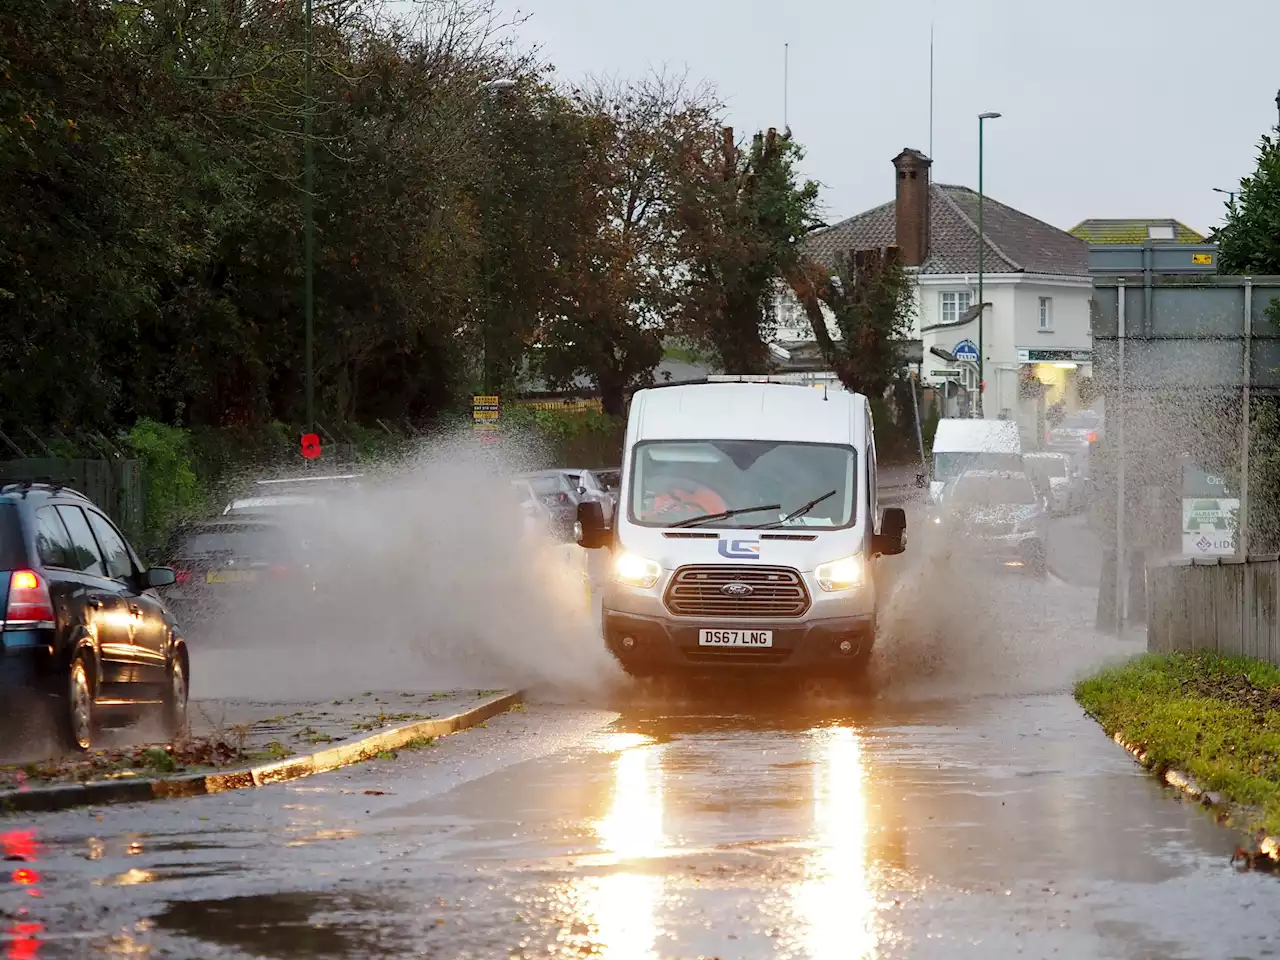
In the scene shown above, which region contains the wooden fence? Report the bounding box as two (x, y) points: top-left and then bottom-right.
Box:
(1147, 555), (1280, 665)
(0, 458), (146, 542)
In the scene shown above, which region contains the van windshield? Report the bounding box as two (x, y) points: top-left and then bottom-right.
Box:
(933, 451), (1024, 483)
(629, 440), (857, 529)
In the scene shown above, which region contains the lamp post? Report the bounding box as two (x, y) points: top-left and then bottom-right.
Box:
(976, 111), (1001, 418)
(479, 79), (517, 397)
(303, 0), (315, 433)
(1213, 186), (1237, 205)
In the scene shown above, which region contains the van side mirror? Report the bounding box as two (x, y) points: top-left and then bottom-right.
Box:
(142, 566), (177, 589)
(576, 500), (609, 549)
(874, 507), (907, 556)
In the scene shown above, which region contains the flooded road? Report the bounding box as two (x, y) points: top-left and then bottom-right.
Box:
(3, 690), (1275, 959)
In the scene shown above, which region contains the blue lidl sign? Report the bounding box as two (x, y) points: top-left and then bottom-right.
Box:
(953, 340), (979, 362)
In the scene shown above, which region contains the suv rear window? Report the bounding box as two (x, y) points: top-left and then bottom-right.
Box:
(0, 503), (26, 569)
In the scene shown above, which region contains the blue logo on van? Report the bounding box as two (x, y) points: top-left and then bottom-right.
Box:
(717, 539), (761, 559)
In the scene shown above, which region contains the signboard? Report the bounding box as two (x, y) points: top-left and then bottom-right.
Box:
(1191, 252), (1214, 265)
(1017, 348), (1092, 364)
(930, 369), (961, 378)
(472, 395), (500, 421)
(952, 340), (979, 363)
(1181, 466), (1238, 557)
(473, 395), (500, 444)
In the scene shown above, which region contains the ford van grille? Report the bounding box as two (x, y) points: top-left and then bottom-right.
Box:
(664, 565), (810, 618)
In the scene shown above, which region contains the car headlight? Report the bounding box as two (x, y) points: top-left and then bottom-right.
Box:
(613, 551), (661, 589)
(814, 554), (864, 592)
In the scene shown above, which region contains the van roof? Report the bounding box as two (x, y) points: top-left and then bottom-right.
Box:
(932, 418), (1021, 453)
(630, 382), (865, 445)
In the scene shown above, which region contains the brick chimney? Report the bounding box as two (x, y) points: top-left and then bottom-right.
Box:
(893, 148), (932, 267)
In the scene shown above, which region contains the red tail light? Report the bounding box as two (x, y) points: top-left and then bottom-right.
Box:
(1087, 431), (1097, 442)
(174, 568), (192, 585)
(6, 570), (53, 626)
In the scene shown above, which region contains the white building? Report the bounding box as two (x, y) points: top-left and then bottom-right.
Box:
(784, 148), (1092, 437)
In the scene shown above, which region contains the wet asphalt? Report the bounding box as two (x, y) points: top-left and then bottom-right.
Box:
(3, 687), (1277, 960)
(4, 508), (1278, 960)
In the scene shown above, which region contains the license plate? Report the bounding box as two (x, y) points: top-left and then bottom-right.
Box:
(206, 570), (257, 584)
(698, 629), (773, 648)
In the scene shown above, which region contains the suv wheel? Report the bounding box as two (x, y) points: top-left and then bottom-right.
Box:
(60, 653), (96, 752)
(162, 653), (189, 739)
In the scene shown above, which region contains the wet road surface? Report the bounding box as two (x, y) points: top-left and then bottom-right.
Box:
(3, 689), (1276, 960)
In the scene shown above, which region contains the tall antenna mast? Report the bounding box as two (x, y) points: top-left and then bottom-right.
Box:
(784, 43), (789, 130)
(928, 22), (935, 168)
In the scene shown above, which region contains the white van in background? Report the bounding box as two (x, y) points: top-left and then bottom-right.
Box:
(575, 382), (906, 679)
(928, 418), (1023, 504)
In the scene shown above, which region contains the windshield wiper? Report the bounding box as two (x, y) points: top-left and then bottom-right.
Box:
(668, 503), (781, 529)
(755, 489), (837, 528)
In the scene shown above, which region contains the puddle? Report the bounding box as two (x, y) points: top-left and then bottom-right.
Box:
(153, 891), (396, 958)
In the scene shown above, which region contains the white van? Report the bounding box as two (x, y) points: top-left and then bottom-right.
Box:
(575, 382), (906, 678)
(928, 418), (1022, 504)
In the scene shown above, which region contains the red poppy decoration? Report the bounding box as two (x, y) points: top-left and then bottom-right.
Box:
(300, 433), (322, 460)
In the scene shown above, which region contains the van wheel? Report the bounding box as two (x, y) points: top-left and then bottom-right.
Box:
(57, 653), (96, 752)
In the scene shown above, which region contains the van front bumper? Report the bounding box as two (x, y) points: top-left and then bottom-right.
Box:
(603, 610), (874, 674)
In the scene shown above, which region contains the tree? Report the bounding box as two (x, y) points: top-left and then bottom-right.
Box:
(536, 73), (720, 416)
(674, 126), (821, 373)
(784, 247), (916, 396)
(1214, 134), (1280, 278)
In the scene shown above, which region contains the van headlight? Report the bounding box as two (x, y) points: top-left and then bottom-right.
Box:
(613, 551), (661, 589)
(814, 554), (864, 592)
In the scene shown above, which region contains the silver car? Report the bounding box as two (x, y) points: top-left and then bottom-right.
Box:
(1023, 452), (1084, 515)
(943, 469), (1048, 575)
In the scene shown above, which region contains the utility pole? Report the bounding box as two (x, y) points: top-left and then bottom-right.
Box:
(303, 0), (315, 433)
(976, 112), (1001, 418)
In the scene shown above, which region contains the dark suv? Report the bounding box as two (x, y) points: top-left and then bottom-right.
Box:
(0, 481), (186, 751)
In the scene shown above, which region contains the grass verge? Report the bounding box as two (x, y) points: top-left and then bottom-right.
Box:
(1075, 652), (1280, 836)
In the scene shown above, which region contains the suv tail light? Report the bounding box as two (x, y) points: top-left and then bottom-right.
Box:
(173, 568), (192, 585)
(5, 570), (54, 628)
(1087, 431), (1097, 443)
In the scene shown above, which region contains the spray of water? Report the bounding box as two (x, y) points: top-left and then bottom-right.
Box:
(189, 431), (622, 702)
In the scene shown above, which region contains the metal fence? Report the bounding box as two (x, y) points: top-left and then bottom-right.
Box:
(1147, 555), (1280, 666)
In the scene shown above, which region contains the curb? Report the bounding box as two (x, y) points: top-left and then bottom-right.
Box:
(0, 691), (523, 816)
(1101, 723), (1280, 863)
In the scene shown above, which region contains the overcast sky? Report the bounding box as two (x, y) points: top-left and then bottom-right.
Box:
(500, 0), (1279, 235)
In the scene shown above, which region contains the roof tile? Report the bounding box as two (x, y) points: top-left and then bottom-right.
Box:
(803, 184), (1088, 277)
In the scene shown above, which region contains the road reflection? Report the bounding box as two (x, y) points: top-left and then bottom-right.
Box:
(560, 732), (667, 959)
(792, 725), (880, 959)
(3, 829), (42, 959)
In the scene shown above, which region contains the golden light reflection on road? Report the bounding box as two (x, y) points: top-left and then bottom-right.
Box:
(559, 732), (666, 960)
(794, 725), (879, 960)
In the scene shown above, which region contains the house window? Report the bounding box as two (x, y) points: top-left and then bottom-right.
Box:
(1038, 296), (1053, 331)
(940, 291), (973, 326)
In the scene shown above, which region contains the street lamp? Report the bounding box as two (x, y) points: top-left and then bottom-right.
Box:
(479, 78), (516, 396)
(1213, 186), (1238, 205)
(976, 111), (1001, 418)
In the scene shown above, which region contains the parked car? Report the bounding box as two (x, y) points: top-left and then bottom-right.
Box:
(161, 518), (310, 627)
(1022, 452), (1084, 515)
(516, 471), (580, 540)
(1046, 411), (1101, 456)
(563, 468), (620, 525)
(0, 481), (186, 750)
(943, 469), (1048, 575)
(511, 479), (555, 539)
